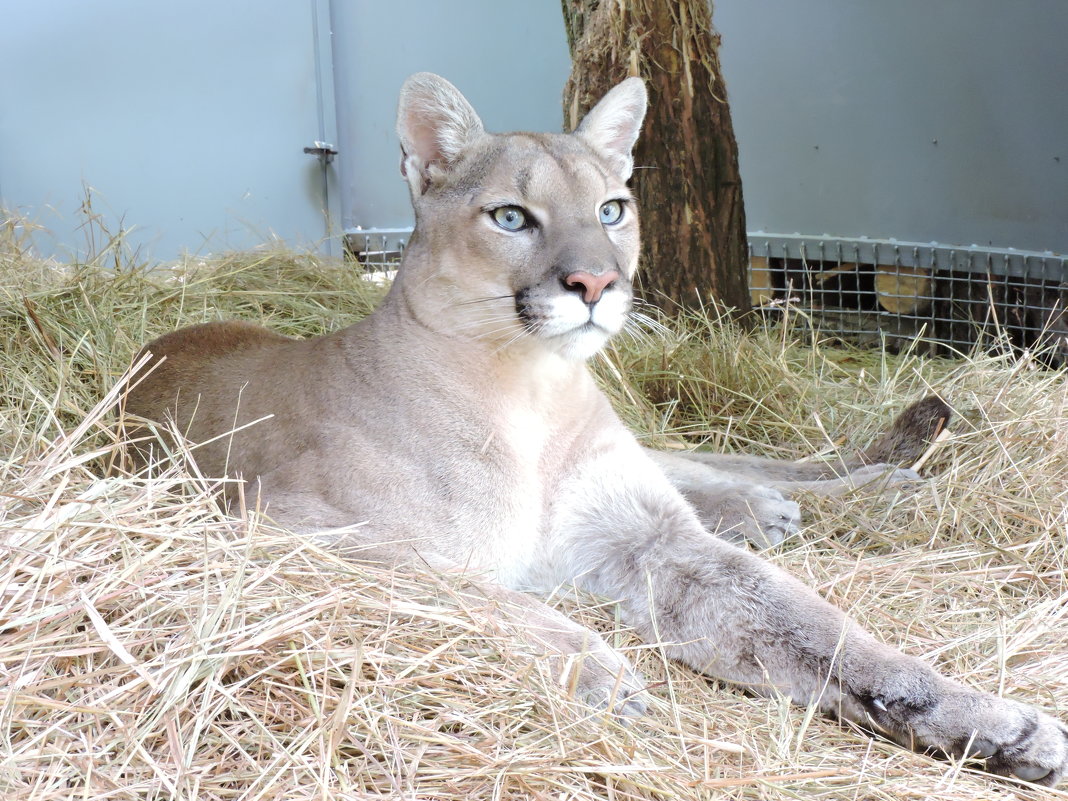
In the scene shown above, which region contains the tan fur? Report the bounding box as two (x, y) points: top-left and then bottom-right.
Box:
(123, 74), (1068, 785)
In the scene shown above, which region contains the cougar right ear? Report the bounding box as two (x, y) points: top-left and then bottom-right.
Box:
(396, 73), (485, 196)
(575, 77), (647, 181)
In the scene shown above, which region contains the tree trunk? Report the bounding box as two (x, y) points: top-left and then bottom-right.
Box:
(562, 0), (750, 315)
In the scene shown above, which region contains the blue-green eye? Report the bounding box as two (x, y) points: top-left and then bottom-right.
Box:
(492, 206), (528, 231)
(600, 200), (625, 225)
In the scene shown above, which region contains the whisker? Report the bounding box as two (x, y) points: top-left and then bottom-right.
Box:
(620, 319), (653, 349)
(629, 310), (672, 339)
(622, 315), (649, 339)
(628, 300), (666, 317)
(493, 325), (534, 354)
(476, 323), (526, 341)
(450, 319), (523, 341)
(456, 295), (515, 306)
(625, 311), (673, 349)
(451, 314), (521, 333)
(630, 304), (674, 333)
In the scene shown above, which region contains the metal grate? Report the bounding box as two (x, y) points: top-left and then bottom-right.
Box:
(345, 229), (408, 274)
(749, 235), (1068, 365)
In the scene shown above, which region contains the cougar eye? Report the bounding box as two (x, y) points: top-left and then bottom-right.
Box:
(600, 200), (625, 226)
(491, 206), (528, 231)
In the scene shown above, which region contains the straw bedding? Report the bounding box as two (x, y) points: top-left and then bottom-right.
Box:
(2, 231), (1067, 799)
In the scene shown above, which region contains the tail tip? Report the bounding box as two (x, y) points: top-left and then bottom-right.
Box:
(861, 395), (952, 466)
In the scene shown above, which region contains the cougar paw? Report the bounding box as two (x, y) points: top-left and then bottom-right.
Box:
(688, 484), (800, 549)
(579, 669), (648, 720)
(965, 706), (1068, 787)
(871, 667), (1068, 786)
(557, 633), (648, 720)
(848, 463), (923, 490)
(893, 686), (1068, 786)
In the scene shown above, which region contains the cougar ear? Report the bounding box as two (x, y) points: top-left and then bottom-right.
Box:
(396, 72), (485, 196)
(575, 77), (647, 181)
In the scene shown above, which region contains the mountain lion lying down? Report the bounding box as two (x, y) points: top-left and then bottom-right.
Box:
(122, 73), (1068, 785)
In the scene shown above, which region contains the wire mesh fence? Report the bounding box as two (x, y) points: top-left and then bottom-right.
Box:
(749, 235), (1068, 365)
(346, 229), (1068, 365)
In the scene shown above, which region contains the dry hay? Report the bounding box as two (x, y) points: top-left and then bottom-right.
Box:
(2, 225), (1068, 800)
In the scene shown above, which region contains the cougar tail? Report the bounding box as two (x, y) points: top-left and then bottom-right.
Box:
(853, 395), (953, 467)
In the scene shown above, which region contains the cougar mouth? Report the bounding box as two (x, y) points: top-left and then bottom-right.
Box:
(513, 287), (628, 359)
(515, 297), (602, 331)
(514, 291), (598, 330)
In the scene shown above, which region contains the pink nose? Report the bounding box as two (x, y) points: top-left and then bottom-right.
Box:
(564, 270), (620, 304)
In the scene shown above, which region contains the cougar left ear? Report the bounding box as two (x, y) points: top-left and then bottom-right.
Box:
(575, 77), (648, 181)
(396, 72), (485, 196)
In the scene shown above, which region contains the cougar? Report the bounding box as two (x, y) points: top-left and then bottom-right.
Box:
(122, 73), (1068, 785)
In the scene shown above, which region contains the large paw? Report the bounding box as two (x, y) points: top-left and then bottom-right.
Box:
(870, 674), (1068, 786)
(683, 483), (801, 549)
(957, 701), (1068, 786)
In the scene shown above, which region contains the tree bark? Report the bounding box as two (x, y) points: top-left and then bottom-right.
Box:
(562, 0), (750, 315)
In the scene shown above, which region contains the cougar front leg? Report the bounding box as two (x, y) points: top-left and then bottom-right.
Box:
(455, 575), (648, 718)
(552, 479), (1068, 785)
(254, 486), (648, 717)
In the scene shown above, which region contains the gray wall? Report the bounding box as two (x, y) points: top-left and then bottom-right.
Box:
(0, 0), (338, 262)
(715, 0), (1068, 253)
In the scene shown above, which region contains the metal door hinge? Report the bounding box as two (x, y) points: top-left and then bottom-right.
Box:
(303, 141), (338, 164)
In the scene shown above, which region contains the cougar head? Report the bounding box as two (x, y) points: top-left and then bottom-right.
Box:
(393, 72), (647, 360)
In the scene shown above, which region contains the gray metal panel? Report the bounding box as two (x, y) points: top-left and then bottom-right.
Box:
(0, 0), (336, 262)
(329, 0), (572, 235)
(5, 2), (1064, 263)
(714, 0), (1068, 254)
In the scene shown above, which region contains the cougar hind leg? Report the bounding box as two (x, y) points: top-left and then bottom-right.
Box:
(648, 396), (952, 545)
(771, 394), (953, 496)
(655, 395), (951, 487)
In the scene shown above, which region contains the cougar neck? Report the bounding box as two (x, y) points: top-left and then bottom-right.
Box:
(375, 278), (588, 394)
